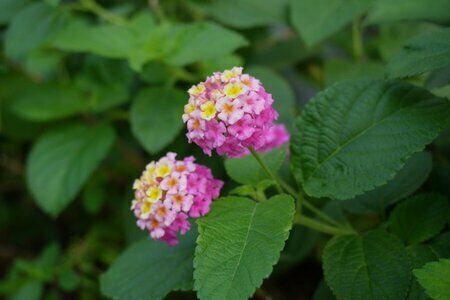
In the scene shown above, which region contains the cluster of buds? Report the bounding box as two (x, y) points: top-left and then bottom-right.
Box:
(183, 67), (289, 157)
(131, 153), (223, 245)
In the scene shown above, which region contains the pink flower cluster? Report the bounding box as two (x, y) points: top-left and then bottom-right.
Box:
(131, 153), (223, 245)
(183, 67), (289, 158)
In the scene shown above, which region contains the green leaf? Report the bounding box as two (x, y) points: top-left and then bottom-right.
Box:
(51, 19), (136, 59)
(324, 59), (384, 86)
(12, 280), (43, 300)
(0, 0), (31, 25)
(100, 227), (197, 300)
(389, 193), (449, 245)
(164, 22), (248, 66)
(414, 259), (450, 300)
(367, 0), (450, 24)
(197, 0), (288, 28)
(290, 0), (371, 47)
(11, 83), (87, 121)
(194, 195), (295, 300)
(340, 152), (432, 214)
(313, 279), (336, 300)
(225, 146), (287, 185)
(130, 87), (185, 154)
(5, 2), (67, 58)
(246, 66), (296, 127)
(27, 124), (115, 216)
(291, 80), (450, 200)
(387, 28), (450, 79)
(323, 230), (410, 300)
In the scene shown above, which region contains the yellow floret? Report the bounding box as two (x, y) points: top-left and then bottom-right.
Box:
(188, 84), (205, 96)
(156, 163), (171, 177)
(184, 103), (196, 114)
(200, 101), (217, 120)
(146, 186), (162, 202)
(224, 83), (244, 98)
(140, 201), (153, 218)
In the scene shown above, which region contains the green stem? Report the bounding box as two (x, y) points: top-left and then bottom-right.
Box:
(248, 147), (283, 194)
(294, 214), (354, 236)
(80, 0), (125, 24)
(352, 19), (364, 62)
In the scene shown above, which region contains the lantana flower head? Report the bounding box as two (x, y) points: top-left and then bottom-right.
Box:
(183, 67), (289, 158)
(131, 153), (223, 245)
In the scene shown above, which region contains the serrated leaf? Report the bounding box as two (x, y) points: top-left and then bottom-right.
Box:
(194, 195), (295, 300)
(414, 259), (450, 300)
(290, 0), (371, 47)
(367, 0), (450, 24)
(100, 226), (197, 300)
(11, 83), (87, 121)
(225, 146), (287, 185)
(323, 230), (410, 300)
(387, 28), (450, 79)
(389, 193), (449, 245)
(130, 87), (185, 154)
(340, 152), (432, 214)
(291, 80), (450, 200)
(197, 0), (288, 28)
(27, 124), (115, 216)
(407, 244), (440, 300)
(5, 2), (67, 58)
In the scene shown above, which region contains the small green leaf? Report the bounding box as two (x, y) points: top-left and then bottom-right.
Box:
(100, 227), (197, 300)
(12, 280), (43, 300)
(11, 83), (87, 121)
(225, 146), (287, 185)
(389, 193), (449, 245)
(340, 152), (432, 214)
(130, 87), (185, 154)
(27, 124), (115, 216)
(194, 195), (295, 300)
(414, 259), (450, 300)
(387, 28), (450, 79)
(291, 80), (450, 200)
(407, 244), (440, 300)
(367, 0), (450, 24)
(290, 0), (371, 47)
(323, 230), (410, 300)
(5, 2), (67, 58)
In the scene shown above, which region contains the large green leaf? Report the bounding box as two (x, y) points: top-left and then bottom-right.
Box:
(340, 152), (432, 214)
(387, 28), (450, 79)
(130, 87), (185, 154)
(290, 0), (371, 47)
(389, 193), (449, 245)
(100, 226), (197, 300)
(367, 0), (450, 24)
(323, 230), (410, 300)
(194, 195), (295, 300)
(27, 124), (115, 217)
(196, 0), (288, 28)
(224, 146), (287, 185)
(5, 2), (67, 58)
(291, 80), (450, 200)
(414, 259), (450, 300)
(11, 83), (87, 121)
(0, 0), (31, 24)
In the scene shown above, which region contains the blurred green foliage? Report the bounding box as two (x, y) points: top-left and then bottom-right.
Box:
(1, 0), (449, 299)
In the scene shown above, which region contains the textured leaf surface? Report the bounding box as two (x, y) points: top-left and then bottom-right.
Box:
(414, 259), (450, 300)
(323, 230), (410, 300)
(340, 152), (432, 214)
(367, 0), (450, 24)
(389, 193), (449, 244)
(291, 80), (450, 200)
(194, 195), (295, 300)
(11, 83), (87, 121)
(387, 28), (450, 79)
(225, 146), (287, 185)
(101, 227), (197, 300)
(27, 124), (115, 216)
(0, 0), (31, 24)
(130, 87), (185, 154)
(290, 0), (371, 47)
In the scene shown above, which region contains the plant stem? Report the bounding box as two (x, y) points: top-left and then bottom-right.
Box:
(80, 0), (125, 24)
(352, 19), (364, 62)
(248, 147), (283, 194)
(294, 214), (354, 236)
